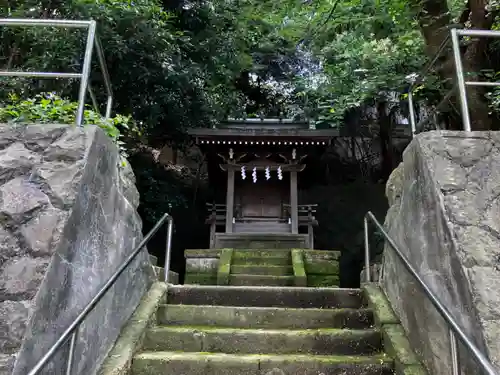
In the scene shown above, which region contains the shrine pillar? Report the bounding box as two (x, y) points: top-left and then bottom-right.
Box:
(225, 167), (235, 233)
(290, 170), (299, 234)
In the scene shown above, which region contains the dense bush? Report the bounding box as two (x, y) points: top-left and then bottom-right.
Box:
(0, 92), (138, 157)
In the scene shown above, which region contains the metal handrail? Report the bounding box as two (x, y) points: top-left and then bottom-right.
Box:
(364, 211), (498, 375)
(27, 213), (174, 375)
(0, 18), (113, 126)
(407, 28), (500, 137)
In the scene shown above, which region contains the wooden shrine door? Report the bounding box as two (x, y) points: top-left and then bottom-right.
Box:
(236, 178), (288, 219)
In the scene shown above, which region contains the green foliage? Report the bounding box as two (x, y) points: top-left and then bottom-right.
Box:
(1, 0), (249, 142)
(0, 92), (137, 156)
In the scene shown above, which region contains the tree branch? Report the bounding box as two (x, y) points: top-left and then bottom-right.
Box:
(458, 0), (471, 25)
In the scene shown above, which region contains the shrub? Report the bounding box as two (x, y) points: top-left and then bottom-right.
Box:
(0, 92), (138, 157)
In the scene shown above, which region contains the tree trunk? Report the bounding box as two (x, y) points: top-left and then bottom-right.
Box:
(377, 100), (393, 181)
(409, 0), (496, 130)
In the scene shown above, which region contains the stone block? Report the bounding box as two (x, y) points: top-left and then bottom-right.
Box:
(304, 259), (339, 275)
(0, 124), (154, 375)
(382, 131), (500, 374)
(186, 258), (218, 273)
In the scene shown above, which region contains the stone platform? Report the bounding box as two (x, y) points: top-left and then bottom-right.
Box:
(184, 248), (340, 287)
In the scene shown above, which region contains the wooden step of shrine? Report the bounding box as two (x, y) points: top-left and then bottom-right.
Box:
(233, 222), (291, 233)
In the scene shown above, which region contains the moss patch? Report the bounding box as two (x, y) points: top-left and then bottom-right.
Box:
(307, 275), (339, 287)
(233, 250), (291, 259)
(362, 283), (399, 326)
(291, 249), (307, 286)
(217, 248), (233, 285)
(304, 259), (340, 275)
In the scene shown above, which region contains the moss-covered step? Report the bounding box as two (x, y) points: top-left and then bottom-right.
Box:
(232, 249), (291, 259)
(132, 352), (394, 375)
(231, 255), (291, 266)
(231, 265), (293, 276)
(143, 326), (383, 355)
(229, 274), (295, 286)
(157, 304), (374, 329)
(167, 285), (365, 309)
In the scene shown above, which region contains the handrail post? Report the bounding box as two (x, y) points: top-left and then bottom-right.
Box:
(164, 217), (173, 283)
(0, 19), (113, 125)
(450, 28), (472, 132)
(75, 21), (96, 127)
(94, 35), (113, 119)
(65, 328), (78, 375)
(408, 90), (417, 137)
(364, 215), (371, 282)
(450, 329), (460, 375)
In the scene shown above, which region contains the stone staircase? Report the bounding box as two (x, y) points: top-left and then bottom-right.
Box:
(129, 284), (396, 375)
(229, 249), (295, 286)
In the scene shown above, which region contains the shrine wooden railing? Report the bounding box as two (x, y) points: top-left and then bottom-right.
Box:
(283, 203), (318, 249)
(206, 202), (318, 248)
(205, 203), (242, 248)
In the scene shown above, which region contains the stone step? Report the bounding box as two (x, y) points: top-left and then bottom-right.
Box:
(157, 304), (373, 329)
(229, 274), (295, 286)
(132, 351), (394, 375)
(167, 285), (365, 309)
(231, 265), (293, 276)
(231, 256), (291, 266)
(143, 326), (382, 356)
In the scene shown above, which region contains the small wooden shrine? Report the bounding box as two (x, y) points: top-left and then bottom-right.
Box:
(189, 118), (338, 249)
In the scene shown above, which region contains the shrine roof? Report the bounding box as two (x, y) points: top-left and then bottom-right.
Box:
(188, 118), (338, 141)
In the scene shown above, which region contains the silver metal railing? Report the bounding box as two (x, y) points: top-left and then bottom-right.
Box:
(0, 18), (113, 126)
(408, 28), (500, 136)
(363, 211), (498, 375)
(27, 213), (174, 375)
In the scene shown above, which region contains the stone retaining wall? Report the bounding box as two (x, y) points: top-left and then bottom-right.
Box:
(0, 124), (154, 375)
(383, 131), (500, 374)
